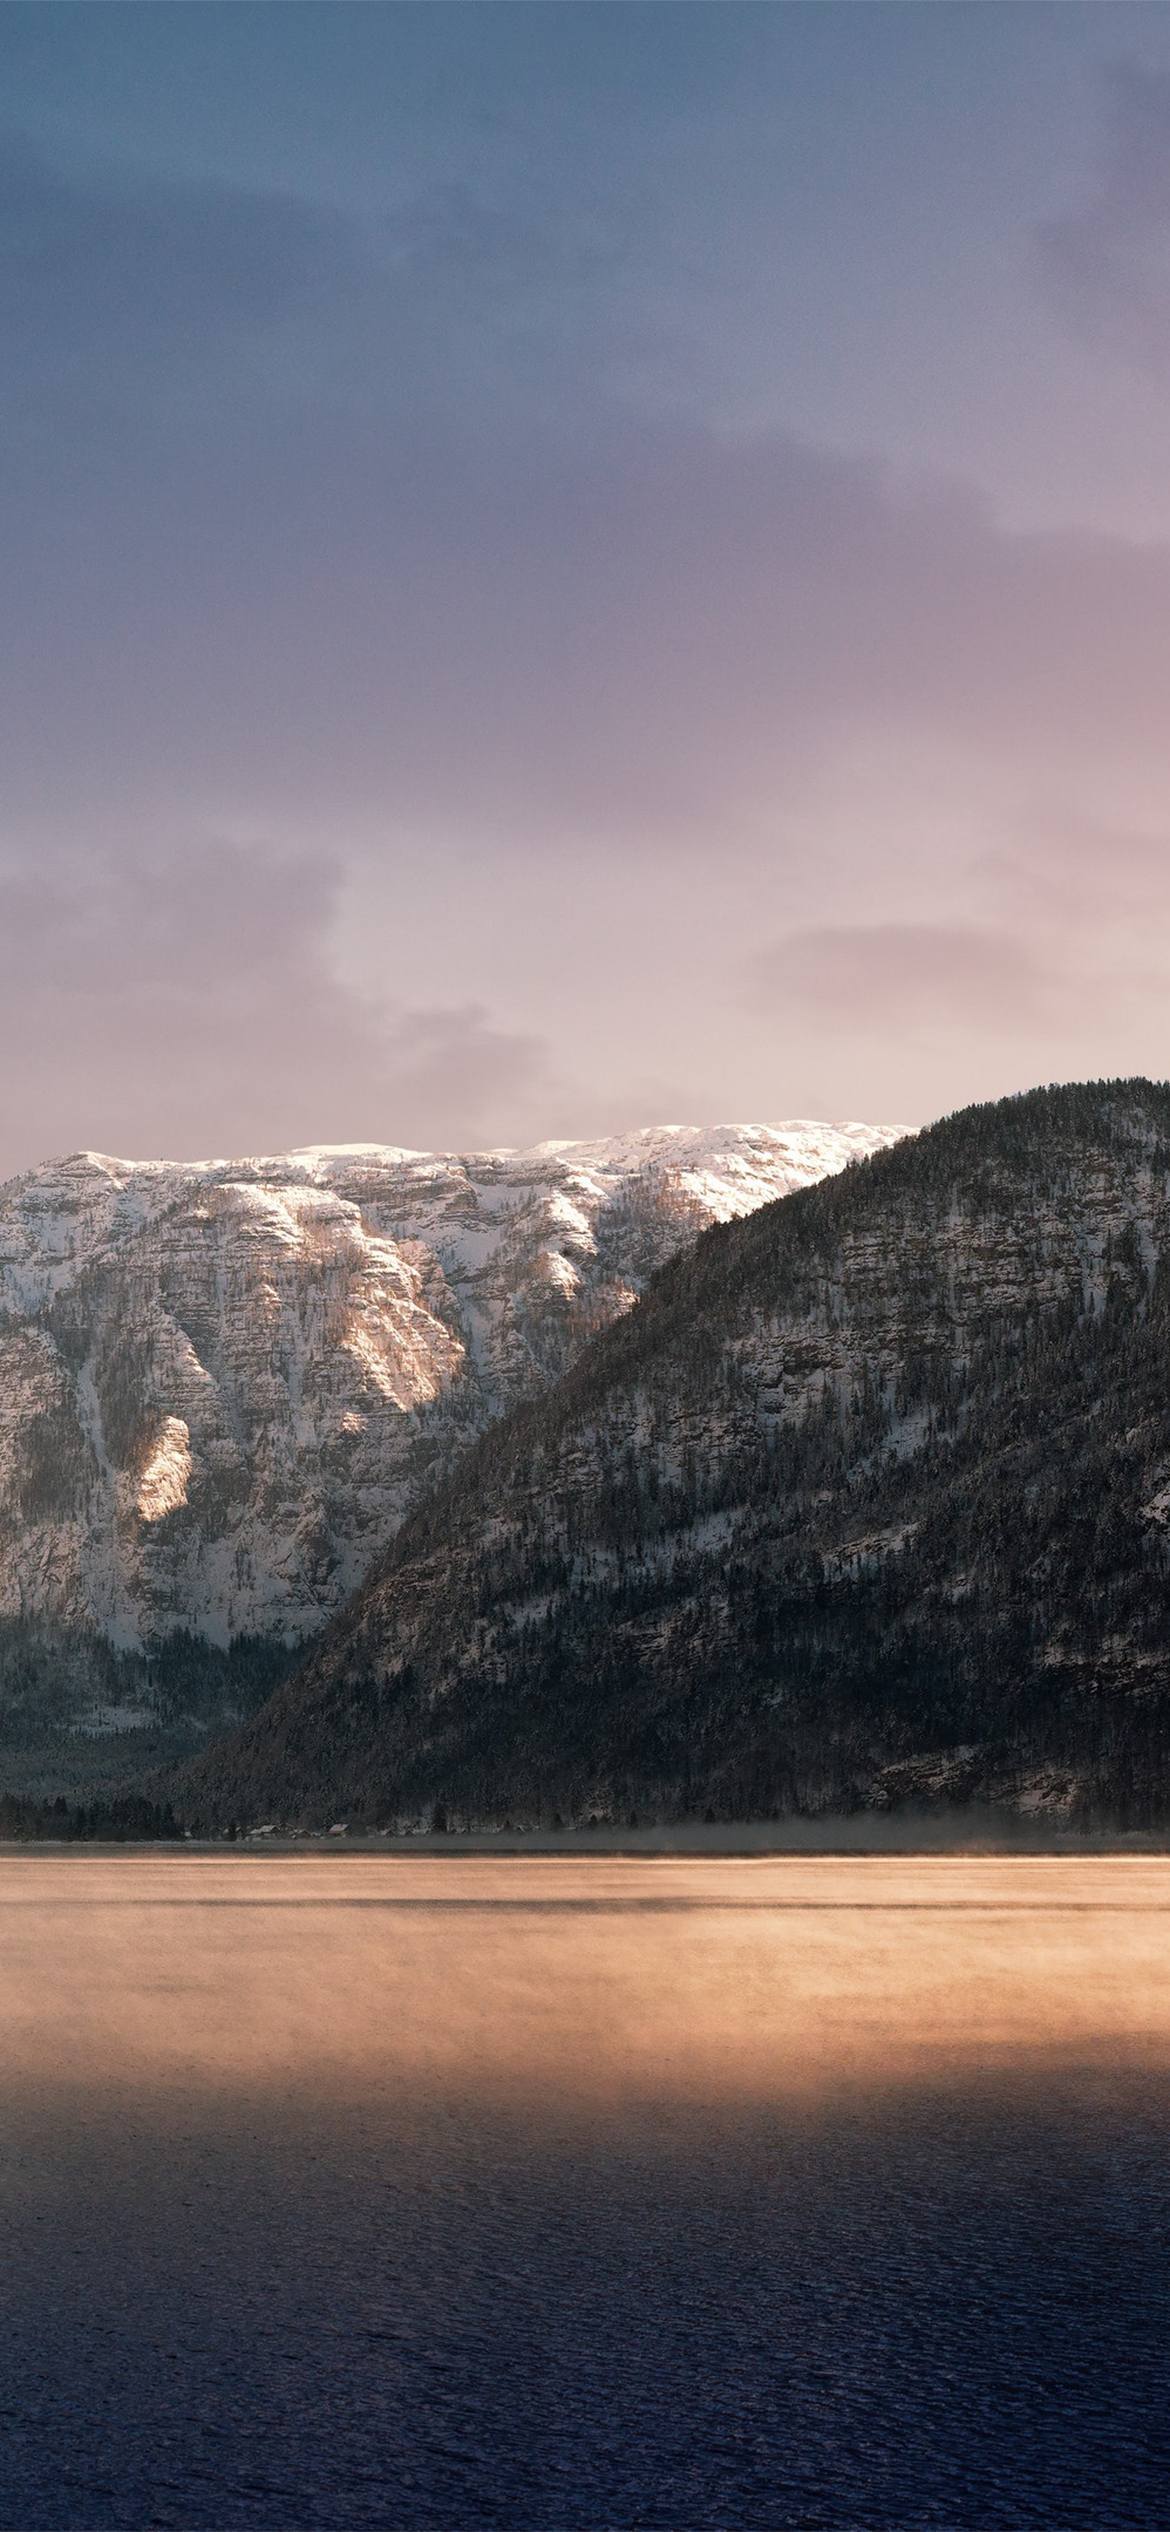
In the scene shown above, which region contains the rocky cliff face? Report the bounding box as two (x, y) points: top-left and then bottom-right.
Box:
(176, 1081), (1170, 1832)
(0, 1121), (894, 1764)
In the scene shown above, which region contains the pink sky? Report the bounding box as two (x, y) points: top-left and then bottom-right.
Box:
(3, 8), (1170, 1168)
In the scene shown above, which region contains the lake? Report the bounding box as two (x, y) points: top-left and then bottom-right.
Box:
(3, 1854), (1170, 2528)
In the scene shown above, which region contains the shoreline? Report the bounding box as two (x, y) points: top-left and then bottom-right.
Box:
(5, 1818), (1170, 1858)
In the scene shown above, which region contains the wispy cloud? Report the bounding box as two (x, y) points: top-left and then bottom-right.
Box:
(0, 133), (361, 360)
(1038, 64), (1170, 369)
(0, 846), (555, 1168)
(750, 924), (1043, 1035)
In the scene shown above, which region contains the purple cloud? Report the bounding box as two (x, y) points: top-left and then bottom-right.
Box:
(5, 52), (1170, 1169)
(0, 846), (553, 1169)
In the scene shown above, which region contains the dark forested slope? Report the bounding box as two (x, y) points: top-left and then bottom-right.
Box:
(176, 1081), (1170, 1828)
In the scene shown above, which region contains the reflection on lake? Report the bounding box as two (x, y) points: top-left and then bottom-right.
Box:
(3, 1857), (1170, 2526)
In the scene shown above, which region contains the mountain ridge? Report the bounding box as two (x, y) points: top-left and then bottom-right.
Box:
(0, 1118), (899, 1780)
(174, 1079), (1170, 1832)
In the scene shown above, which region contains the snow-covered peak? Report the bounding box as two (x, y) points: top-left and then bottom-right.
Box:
(0, 1116), (902, 1723)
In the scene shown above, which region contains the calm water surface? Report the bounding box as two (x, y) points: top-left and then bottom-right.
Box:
(3, 1855), (1170, 2529)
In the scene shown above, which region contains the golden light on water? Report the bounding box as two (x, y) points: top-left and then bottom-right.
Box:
(5, 1856), (1170, 2112)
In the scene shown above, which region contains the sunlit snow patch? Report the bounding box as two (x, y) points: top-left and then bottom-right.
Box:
(136, 1416), (193, 1523)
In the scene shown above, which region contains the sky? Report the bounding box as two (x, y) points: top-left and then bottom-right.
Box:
(5, 1), (1170, 1172)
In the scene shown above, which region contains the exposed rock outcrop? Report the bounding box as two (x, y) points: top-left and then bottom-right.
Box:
(0, 1121), (895, 1765)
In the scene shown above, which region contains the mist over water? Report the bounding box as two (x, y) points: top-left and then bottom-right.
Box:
(4, 1857), (1170, 2528)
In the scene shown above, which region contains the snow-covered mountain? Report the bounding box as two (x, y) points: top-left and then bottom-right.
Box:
(0, 1122), (898, 1736)
(176, 1080), (1170, 1834)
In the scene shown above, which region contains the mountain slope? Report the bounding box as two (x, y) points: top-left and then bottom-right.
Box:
(0, 1120), (895, 1773)
(177, 1081), (1170, 1831)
